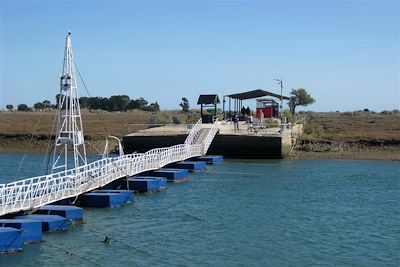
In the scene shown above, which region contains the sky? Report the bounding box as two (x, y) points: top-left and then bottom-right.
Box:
(0, 0), (399, 112)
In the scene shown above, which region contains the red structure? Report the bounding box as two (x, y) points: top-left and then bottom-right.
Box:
(256, 98), (279, 119)
(223, 89), (290, 120)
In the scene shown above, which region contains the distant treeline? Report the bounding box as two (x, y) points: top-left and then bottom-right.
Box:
(7, 95), (160, 112)
(76, 95), (160, 112)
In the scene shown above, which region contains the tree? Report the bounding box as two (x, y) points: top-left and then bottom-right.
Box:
(147, 102), (160, 112)
(55, 94), (61, 108)
(129, 97), (148, 110)
(55, 94), (67, 109)
(17, 104), (30, 111)
(119, 95), (131, 111)
(179, 97), (189, 112)
(109, 95), (130, 111)
(289, 88), (315, 114)
(33, 102), (45, 110)
(42, 100), (51, 109)
(136, 98), (148, 110)
(6, 104), (13, 110)
(80, 97), (90, 109)
(283, 109), (294, 123)
(100, 97), (110, 111)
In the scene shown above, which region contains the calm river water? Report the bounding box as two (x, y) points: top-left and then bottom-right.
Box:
(0, 153), (399, 266)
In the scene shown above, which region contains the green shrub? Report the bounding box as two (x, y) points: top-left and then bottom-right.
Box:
(283, 109), (293, 123)
(265, 118), (280, 128)
(186, 112), (201, 124)
(148, 112), (171, 125)
(172, 116), (181, 124)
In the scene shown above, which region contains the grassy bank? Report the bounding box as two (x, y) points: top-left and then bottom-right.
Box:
(290, 112), (400, 161)
(1, 110), (399, 160)
(0, 110), (197, 154)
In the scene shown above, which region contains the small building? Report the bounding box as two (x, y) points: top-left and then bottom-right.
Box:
(197, 94), (220, 123)
(256, 98), (279, 119)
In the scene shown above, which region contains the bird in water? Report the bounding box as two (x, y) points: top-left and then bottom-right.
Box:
(103, 236), (111, 243)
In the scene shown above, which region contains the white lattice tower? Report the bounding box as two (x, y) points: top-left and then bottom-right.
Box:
(51, 32), (87, 173)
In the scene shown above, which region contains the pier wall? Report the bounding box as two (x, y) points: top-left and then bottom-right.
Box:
(123, 134), (286, 159)
(123, 135), (187, 154)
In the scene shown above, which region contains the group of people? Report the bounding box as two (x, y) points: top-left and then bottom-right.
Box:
(232, 113), (253, 130)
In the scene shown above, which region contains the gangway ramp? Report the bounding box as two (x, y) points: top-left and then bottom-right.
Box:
(194, 128), (211, 145)
(0, 119), (219, 217)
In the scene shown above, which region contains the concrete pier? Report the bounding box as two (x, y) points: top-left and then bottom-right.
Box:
(123, 122), (303, 159)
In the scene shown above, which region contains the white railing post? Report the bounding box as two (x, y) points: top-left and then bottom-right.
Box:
(184, 118), (202, 145)
(201, 119), (219, 155)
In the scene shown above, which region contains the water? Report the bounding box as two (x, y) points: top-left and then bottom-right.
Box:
(0, 153), (399, 266)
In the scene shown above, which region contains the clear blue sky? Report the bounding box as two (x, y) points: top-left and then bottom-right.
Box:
(1, 0), (399, 112)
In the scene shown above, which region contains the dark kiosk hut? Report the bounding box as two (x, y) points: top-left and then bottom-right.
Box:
(223, 89), (290, 120)
(197, 94), (220, 123)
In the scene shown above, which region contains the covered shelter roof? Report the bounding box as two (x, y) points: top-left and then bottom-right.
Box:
(256, 98), (278, 103)
(225, 89), (290, 100)
(197, 94), (220, 105)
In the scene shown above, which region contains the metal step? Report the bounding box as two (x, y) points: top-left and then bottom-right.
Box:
(194, 128), (210, 145)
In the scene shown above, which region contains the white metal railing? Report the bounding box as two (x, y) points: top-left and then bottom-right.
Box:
(0, 121), (218, 216)
(184, 118), (202, 145)
(202, 119), (220, 155)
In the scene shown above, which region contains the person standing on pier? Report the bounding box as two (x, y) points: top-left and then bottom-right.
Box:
(234, 113), (240, 130)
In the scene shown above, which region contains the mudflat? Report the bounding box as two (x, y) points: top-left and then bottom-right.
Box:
(290, 112), (400, 161)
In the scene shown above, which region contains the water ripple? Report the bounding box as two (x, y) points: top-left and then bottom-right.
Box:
(0, 155), (399, 266)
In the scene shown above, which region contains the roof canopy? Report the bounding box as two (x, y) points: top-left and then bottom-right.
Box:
(256, 98), (278, 103)
(225, 89), (290, 100)
(197, 94), (220, 105)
